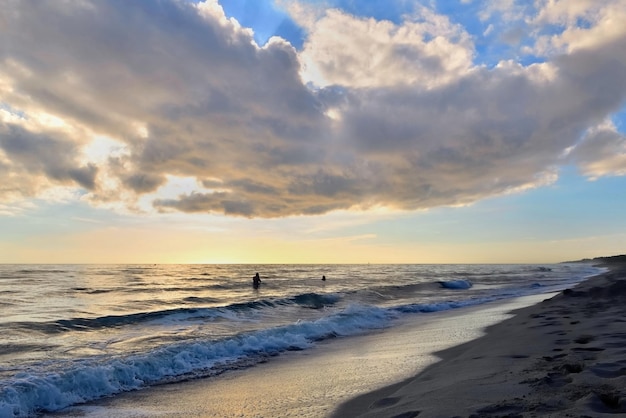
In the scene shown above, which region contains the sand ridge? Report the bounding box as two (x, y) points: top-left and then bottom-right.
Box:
(333, 260), (626, 417)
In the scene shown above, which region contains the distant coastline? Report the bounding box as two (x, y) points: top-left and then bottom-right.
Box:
(563, 253), (626, 265)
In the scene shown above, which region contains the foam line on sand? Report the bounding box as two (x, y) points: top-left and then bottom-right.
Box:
(332, 260), (626, 417)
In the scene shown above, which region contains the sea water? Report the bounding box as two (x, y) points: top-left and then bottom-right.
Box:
(0, 263), (602, 416)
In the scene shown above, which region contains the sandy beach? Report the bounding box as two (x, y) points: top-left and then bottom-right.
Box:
(333, 257), (626, 417)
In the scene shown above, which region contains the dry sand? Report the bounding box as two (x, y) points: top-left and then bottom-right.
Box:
(333, 260), (626, 417)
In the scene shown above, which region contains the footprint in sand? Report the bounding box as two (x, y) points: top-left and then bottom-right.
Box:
(589, 361), (626, 378)
(585, 392), (626, 414)
(571, 346), (605, 352)
(574, 335), (594, 344)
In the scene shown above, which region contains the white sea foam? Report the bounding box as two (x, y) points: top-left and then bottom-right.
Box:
(0, 304), (393, 416)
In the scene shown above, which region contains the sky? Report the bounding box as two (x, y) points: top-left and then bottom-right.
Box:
(1, 0), (626, 264)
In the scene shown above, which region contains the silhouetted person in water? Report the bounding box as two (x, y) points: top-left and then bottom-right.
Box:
(322, 275), (326, 281)
(253, 272), (261, 288)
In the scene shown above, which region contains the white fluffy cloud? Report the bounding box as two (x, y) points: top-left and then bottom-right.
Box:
(1, 0), (626, 218)
(531, 0), (626, 55)
(299, 6), (474, 88)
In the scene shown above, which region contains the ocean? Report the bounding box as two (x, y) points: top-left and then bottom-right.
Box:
(0, 263), (602, 416)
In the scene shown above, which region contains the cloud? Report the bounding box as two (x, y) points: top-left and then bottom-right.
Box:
(477, 0), (527, 23)
(0, 122), (97, 193)
(531, 0), (626, 56)
(1, 0), (626, 219)
(569, 121), (626, 179)
(298, 6), (474, 89)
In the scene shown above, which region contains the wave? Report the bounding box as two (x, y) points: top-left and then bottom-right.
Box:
(52, 308), (222, 332)
(120, 268), (153, 274)
(183, 296), (221, 304)
(0, 291), (512, 416)
(393, 296), (492, 313)
(0, 304), (391, 416)
(0, 344), (58, 356)
(14, 269), (69, 274)
(292, 293), (340, 309)
(438, 279), (473, 289)
(11, 292), (343, 334)
(362, 282), (440, 300)
(227, 292), (341, 311)
(13, 308), (230, 334)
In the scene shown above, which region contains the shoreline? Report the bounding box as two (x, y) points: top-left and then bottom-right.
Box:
(45, 293), (549, 417)
(332, 259), (626, 417)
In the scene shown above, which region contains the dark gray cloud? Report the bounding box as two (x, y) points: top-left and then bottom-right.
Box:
(0, 123), (98, 190)
(122, 172), (166, 194)
(1, 0), (626, 217)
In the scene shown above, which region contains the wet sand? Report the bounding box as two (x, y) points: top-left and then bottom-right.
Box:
(333, 259), (626, 417)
